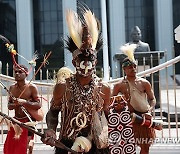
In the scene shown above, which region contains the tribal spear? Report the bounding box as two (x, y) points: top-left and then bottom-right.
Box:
(0, 111), (78, 154)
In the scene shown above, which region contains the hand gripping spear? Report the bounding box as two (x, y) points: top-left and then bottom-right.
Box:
(0, 111), (78, 154)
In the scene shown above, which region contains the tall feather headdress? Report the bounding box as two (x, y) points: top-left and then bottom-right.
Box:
(66, 9), (83, 49)
(65, 8), (103, 59)
(120, 43), (137, 67)
(83, 9), (99, 50)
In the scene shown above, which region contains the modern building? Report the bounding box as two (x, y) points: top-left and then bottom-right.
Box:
(0, 0), (179, 81)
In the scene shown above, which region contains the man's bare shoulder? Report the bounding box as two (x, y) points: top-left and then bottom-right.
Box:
(9, 83), (16, 89)
(52, 79), (70, 102)
(137, 77), (151, 86)
(54, 79), (70, 97)
(112, 78), (128, 95)
(29, 83), (38, 89)
(101, 81), (110, 89)
(54, 80), (67, 91)
(137, 77), (149, 82)
(100, 81), (111, 96)
(113, 78), (127, 87)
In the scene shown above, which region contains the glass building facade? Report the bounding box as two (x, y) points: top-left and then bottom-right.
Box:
(0, 0), (16, 75)
(33, 0), (64, 75)
(33, 0), (103, 78)
(0, 0), (179, 78)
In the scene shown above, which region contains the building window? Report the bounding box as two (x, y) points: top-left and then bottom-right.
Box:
(33, 0), (64, 78)
(0, 0), (16, 76)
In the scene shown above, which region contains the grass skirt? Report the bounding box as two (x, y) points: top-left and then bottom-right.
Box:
(133, 122), (156, 146)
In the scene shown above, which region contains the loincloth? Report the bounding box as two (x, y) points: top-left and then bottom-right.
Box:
(132, 112), (156, 146)
(3, 117), (30, 154)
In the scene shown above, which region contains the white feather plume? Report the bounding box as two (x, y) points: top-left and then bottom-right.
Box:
(66, 9), (83, 49)
(83, 9), (99, 50)
(120, 44), (137, 62)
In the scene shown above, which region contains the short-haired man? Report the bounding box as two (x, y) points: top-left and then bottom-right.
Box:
(4, 65), (42, 154)
(112, 58), (156, 154)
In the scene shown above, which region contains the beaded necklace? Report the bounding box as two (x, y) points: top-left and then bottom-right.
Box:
(71, 74), (103, 121)
(67, 74), (104, 139)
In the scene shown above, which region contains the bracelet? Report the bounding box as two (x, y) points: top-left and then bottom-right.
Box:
(141, 115), (145, 126)
(148, 118), (153, 128)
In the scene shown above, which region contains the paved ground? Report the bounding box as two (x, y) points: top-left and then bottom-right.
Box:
(0, 88), (179, 153)
(1, 143), (180, 154)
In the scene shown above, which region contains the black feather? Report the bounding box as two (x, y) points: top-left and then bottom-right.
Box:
(64, 36), (78, 53)
(96, 33), (103, 51)
(0, 35), (11, 44)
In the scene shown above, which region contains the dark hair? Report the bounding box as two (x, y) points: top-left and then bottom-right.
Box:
(19, 64), (28, 72)
(122, 57), (136, 68)
(122, 57), (130, 64)
(14, 64), (28, 75)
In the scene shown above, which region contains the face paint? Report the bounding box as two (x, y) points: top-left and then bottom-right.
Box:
(14, 67), (27, 81)
(80, 61), (86, 69)
(76, 60), (95, 77)
(78, 53), (96, 61)
(84, 61), (92, 74)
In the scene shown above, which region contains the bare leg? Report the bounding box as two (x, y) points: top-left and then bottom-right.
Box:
(27, 136), (34, 154)
(140, 144), (150, 154)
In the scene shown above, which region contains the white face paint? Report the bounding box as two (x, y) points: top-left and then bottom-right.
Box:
(80, 61), (86, 69)
(76, 60), (94, 77)
(84, 62), (92, 74)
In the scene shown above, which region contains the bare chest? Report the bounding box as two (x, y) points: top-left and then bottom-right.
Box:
(121, 81), (145, 98)
(11, 86), (32, 100)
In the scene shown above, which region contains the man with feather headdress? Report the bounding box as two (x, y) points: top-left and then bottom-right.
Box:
(42, 8), (111, 154)
(0, 34), (43, 154)
(3, 65), (42, 154)
(112, 44), (156, 154)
